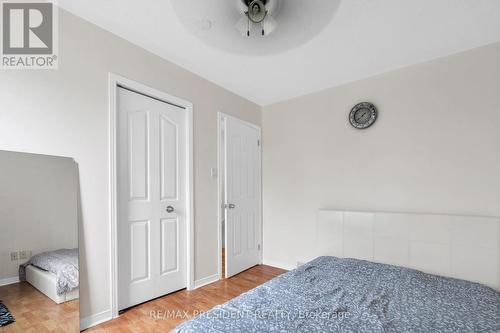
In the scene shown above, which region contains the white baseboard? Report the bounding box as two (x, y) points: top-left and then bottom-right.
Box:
(80, 309), (112, 331)
(193, 274), (219, 289)
(262, 259), (295, 271)
(0, 276), (20, 287)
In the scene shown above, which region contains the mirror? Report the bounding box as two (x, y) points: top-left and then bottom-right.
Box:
(0, 150), (80, 332)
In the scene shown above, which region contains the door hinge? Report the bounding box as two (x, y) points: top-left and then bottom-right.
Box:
(257, 140), (260, 146)
(257, 244), (261, 251)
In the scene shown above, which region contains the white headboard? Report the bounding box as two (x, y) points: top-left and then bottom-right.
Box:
(317, 210), (500, 290)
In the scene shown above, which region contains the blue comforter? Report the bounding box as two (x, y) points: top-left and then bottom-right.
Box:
(173, 256), (500, 332)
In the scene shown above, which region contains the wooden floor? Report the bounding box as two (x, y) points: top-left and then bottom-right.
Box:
(0, 264), (284, 333)
(86, 264), (286, 333)
(0, 282), (79, 333)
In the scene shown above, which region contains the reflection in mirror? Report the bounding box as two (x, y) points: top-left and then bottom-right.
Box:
(0, 151), (80, 332)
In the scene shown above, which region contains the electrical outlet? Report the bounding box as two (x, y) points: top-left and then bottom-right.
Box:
(10, 252), (18, 261)
(19, 250), (28, 260)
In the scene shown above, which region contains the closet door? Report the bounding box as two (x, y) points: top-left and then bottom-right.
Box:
(117, 87), (186, 310)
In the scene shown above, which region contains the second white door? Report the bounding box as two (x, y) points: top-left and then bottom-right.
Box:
(223, 115), (262, 278)
(117, 87), (187, 311)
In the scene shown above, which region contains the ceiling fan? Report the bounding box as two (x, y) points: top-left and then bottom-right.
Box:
(236, 0), (279, 37)
(170, 0), (340, 55)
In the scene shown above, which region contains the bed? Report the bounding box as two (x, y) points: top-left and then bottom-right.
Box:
(174, 210), (500, 332)
(173, 256), (500, 332)
(19, 249), (79, 304)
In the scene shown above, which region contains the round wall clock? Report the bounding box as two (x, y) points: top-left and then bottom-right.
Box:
(349, 102), (378, 129)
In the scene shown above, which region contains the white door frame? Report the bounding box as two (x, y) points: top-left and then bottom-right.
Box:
(217, 112), (263, 279)
(109, 73), (194, 318)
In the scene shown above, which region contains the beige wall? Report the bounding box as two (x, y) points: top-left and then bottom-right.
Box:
(0, 151), (78, 281)
(3, 4), (499, 324)
(0, 10), (260, 320)
(262, 42), (500, 269)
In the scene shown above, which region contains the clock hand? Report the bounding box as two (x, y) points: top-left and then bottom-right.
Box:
(356, 111), (367, 122)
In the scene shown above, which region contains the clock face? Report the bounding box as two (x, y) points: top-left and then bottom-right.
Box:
(349, 102), (377, 129)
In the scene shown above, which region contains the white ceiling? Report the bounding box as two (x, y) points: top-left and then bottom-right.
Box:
(58, 0), (500, 106)
(170, 0), (341, 55)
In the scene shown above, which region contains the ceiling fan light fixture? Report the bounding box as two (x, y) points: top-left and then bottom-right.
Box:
(247, 0), (267, 24)
(238, 0), (278, 37)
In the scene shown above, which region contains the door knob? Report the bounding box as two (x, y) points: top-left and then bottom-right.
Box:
(228, 203), (236, 209)
(166, 206), (175, 213)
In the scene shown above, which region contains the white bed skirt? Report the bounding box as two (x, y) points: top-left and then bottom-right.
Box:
(25, 264), (79, 304)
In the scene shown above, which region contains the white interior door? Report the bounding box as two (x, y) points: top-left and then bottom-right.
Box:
(224, 115), (262, 278)
(117, 87), (186, 311)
